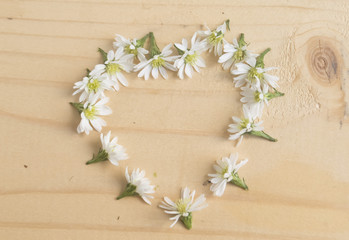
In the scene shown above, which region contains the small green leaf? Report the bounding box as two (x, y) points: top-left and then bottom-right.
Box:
(98, 48), (108, 62)
(149, 32), (161, 58)
(249, 130), (277, 142)
(86, 68), (91, 76)
(225, 19), (230, 31)
(70, 102), (84, 113)
(180, 213), (192, 230)
(256, 48), (271, 68)
(86, 148), (109, 165)
(136, 33), (149, 48)
(230, 173), (248, 190)
(116, 183), (138, 200)
(266, 89), (285, 100)
(238, 33), (247, 48)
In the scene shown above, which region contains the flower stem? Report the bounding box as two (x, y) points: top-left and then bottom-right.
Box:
(225, 19), (230, 31)
(149, 32), (161, 58)
(230, 173), (248, 190)
(136, 33), (149, 48)
(86, 149), (109, 165)
(238, 33), (247, 48)
(249, 130), (277, 142)
(116, 183), (137, 200)
(70, 102), (84, 113)
(256, 48), (271, 68)
(267, 88), (285, 100)
(180, 212), (192, 230)
(86, 68), (91, 76)
(98, 48), (108, 62)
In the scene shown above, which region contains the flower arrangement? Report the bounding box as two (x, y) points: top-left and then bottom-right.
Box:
(70, 20), (284, 230)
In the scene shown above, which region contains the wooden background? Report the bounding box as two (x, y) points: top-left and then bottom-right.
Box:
(1, 0), (349, 239)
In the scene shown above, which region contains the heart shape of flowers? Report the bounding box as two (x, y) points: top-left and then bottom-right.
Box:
(70, 20), (284, 230)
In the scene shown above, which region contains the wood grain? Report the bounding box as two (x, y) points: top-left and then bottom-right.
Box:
(1, 0), (349, 239)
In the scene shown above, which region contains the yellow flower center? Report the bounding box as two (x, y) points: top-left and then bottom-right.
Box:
(184, 52), (198, 65)
(239, 118), (252, 130)
(247, 67), (263, 84)
(87, 79), (101, 93)
(254, 91), (265, 102)
(151, 57), (165, 68)
(221, 166), (230, 178)
(176, 198), (190, 214)
(106, 63), (122, 75)
(233, 48), (245, 62)
(208, 32), (224, 45)
(125, 44), (138, 55)
(84, 106), (97, 120)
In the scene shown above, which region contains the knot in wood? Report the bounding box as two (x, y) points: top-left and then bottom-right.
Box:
(307, 37), (340, 85)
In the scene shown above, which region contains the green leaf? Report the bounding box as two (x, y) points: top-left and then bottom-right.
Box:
(180, 213), (192, 230)
(225, 19), (230, 31)
(149, 32), (161, 58)
(266, 88), (285, 100)
(98, 48), (108, 62)
(238, 33), (247, 48)
(256, 48), (271, 68)
(230, 173), (248, 190)
(136, 33), (149, 48)
(85, 148), (109, 165)
(116, 183), (138, 200)
(249, 130), (277, 142)
(70, 102), (84, 113)
(86, 68), (91, 76)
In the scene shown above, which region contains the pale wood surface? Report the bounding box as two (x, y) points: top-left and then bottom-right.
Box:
(1, 0), (349, 239)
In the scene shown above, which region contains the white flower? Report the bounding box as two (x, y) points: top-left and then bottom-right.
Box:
(174, 33), (206, 79)
(232, 57), (279, 89)
(90, 48), (134, 91)
(228, 105), (263, 142)
(240, 84), (269, 117)
(72, 73), (112, 103)
(77, 97), (112, 135)
(208, 153), (248, 196)
(159, 187), (208, 229)
(117, 167), (155, 205)
(218, 38), (257, 74)
(85, 131), (128, 165)
(100, 131), (128, 166)
(113, 34), (149, 62)
(134, 44), (178, 80)
(197, 20), (229, 56)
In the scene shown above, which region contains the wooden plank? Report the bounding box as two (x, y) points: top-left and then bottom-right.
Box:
(0, 0), (348, 239)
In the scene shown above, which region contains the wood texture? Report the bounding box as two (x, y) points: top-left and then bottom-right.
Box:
(1, 0), (349, 239)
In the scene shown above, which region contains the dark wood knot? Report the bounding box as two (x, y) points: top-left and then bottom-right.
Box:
(307, 37), (341, 86)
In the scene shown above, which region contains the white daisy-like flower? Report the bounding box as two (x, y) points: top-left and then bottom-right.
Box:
(228, 105), (263, 141)
(208, 153), (248, 196)
(90, 48), (134, 91)
(232, 49), (279, 89)
(240, 84), (285, 118)
(174, 32), (206, 79)
(197, 20), (229, 56)
(134, 43), (178, 80)
(113, 34), (149, 62)
(117, 167), (155, 205)
(86, 131), (128, 166)
(218, 34), (258, 74)
(75, 97), (112, 135)
(240, 84), (269, 117)
(228, 105), (277, 142)
(159, 187), (208, 229)
(72, 73), (112, 103)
